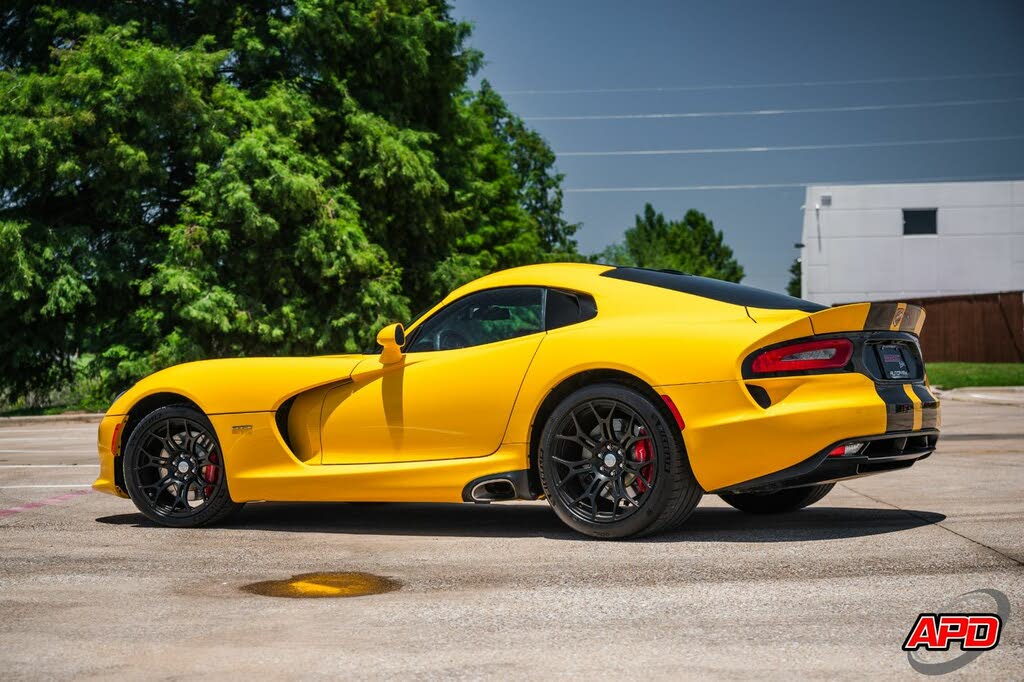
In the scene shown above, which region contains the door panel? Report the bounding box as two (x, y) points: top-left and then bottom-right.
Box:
(320, 335), (543, 464)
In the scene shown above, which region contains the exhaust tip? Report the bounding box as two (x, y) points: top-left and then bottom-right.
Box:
(469, 478), (517, 503)
(460, 470), (536, 503)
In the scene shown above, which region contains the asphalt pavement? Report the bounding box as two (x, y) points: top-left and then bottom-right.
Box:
(0, 398), (1021, 679)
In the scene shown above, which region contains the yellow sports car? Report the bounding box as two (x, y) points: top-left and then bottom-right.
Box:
(94, 263), (939, 538)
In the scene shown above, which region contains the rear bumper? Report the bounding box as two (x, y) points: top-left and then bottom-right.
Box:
(877, 382), (940, 432)
(711, 429), (939, 494)
(659, 374), (940, 492)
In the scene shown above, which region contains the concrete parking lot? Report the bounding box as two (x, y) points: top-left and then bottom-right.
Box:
(1, 398), (1021, 679)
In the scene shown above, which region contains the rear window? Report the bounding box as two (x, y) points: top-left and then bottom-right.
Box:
(545, 289), (598, 330)
(601, 267), (826, 312)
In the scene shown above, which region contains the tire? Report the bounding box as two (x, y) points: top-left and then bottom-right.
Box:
(538, 383), (702, 539)
(122, 405), (243, 527)
(718, 483), (834, 514)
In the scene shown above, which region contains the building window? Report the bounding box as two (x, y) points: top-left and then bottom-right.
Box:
(903, 209), (937, 235)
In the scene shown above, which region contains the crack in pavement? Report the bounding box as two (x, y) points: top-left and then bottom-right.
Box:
(839, 482), (1024, 568)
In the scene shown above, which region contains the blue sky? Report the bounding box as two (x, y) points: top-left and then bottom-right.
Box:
(452, 0), (1024, 292)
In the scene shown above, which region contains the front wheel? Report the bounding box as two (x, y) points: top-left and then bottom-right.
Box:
(538, 383), (702, 539)
(122, 405), (242, 527)
(718, 483), (834, 514)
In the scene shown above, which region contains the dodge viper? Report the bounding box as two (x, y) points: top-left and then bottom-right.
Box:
(94, 263), (939, 538)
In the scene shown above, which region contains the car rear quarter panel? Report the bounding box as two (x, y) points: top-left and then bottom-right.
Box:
(506, 287), (892, 493)
(503, 311), (759, 445)
(659, 373), (886, 491)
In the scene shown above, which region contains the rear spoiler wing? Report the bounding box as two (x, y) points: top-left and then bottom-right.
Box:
(809, 302), (925, 336)
(744, 301), (926, 359)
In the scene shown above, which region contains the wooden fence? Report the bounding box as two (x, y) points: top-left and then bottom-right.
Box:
(867, 292), (1024, 362)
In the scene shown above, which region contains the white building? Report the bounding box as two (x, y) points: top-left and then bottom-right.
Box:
(800, 180), (1024, 305)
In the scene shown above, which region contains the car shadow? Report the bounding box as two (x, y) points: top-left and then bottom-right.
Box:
(96, 501), (945, 543)
(651, 505), (945, 543)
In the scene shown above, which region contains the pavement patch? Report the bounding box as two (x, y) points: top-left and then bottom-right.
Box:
(0, 489), (92, 518)
(0, 399), (1021, 678)
(241, 572), (402, 599)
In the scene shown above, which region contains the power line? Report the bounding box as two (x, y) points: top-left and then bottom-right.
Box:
(563, 173), (1024, 193)
(524, 96), (1024, 122)
(505, 71), (1024, 96)
(554, 134), (1024, 157)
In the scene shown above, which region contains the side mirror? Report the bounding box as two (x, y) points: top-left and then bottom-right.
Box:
(377, 323), (405, 364)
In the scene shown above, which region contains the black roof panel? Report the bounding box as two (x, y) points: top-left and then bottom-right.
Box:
(600, 267), (826, 313)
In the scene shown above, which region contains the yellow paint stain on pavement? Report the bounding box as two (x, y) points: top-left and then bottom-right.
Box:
(242, 572), (401, 599)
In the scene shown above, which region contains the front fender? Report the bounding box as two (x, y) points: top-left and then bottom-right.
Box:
(106, 355), (367, 416)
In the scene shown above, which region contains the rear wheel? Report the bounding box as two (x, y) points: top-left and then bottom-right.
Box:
(718, 483), (834, 514)
(122, 405), (242, 527)
(538, 383), (702, 539)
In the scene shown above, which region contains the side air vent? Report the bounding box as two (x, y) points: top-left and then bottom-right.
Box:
(275, 396), (296, 452)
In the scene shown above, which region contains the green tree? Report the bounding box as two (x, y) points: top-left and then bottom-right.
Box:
(427, 80), (579, 297)
(595, 204), (744, 282)
(787, 257), (802, 297)
(0, 1), (576, 405)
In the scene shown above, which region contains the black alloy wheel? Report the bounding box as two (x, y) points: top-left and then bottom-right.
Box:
(123, 405), (242, 527)
(548, 398), (657, 524)
(539, 383), (702, 539)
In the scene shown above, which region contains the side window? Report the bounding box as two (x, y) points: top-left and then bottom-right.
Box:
(406, 287), (544, 352)
(545, 289), (598, 331)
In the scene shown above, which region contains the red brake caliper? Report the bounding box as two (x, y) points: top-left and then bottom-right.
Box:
(634, 431), (653, 493)
(202, 452), (219, 498)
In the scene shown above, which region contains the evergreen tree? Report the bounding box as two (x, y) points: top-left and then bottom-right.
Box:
(787, 257), (802, 297)
(0, 1), (577, 405)
(596, 204), (744, 282)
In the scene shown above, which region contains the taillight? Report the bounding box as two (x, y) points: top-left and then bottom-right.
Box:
(750, 338), (853, 374)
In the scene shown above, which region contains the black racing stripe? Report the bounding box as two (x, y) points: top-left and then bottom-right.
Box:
(913, 383), (940, 430)
(865, 303), (897, 330)
(875, 383), (916, 432)
(900, 306), (924, 334)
